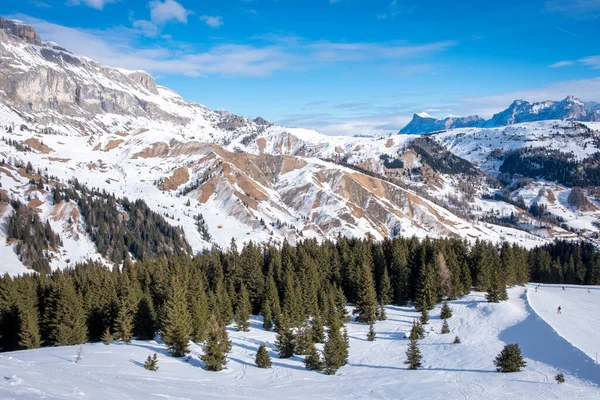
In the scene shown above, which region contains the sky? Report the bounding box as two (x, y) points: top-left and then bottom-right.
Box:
(1, 0), (600, 135)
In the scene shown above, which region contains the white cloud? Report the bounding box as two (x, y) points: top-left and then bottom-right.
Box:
(200, 15), (223, 28)
(66, 0), (115, 10)
(377, 0), (415, 19)
(149, 0), (191, 25)
(579, 56), (600, 69)
(132, 20), (159, 37)
(545, 0), (600, 17)
(549, 60), (574, 68)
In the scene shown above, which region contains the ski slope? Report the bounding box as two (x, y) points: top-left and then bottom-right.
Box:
(527, 283), (600, 364)
(1, 287), (599, 399)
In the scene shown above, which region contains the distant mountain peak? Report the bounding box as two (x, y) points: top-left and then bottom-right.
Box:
(400, 96), (600, 134)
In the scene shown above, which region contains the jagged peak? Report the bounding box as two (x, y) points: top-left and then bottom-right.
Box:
(0, 16), (41, 45)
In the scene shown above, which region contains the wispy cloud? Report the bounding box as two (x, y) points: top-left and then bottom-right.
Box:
(549, 60), (574, 68)
(545, 0), (600, 18)
(556, 27), (577, 36)
(13, 15), (455, 79)
(200, 15), (224, 28)
(579, 56), (600, 69)
(66, 0), (115, 10)
(377, 0), (415, 20)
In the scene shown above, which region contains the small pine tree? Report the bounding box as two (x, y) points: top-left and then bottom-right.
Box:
(323, 311), (348, 375)
(354, 264), (378, 324)
(144, 353), (159, 371)
(274, 314), (295, 358)
(261, 302), (273, 331)
(441, 319), (450, 334)
(405, 337), (422, 370)
(377, 300), (387, 321)
(555, 373), (565, 384)
(115, 301), (133, 344)
(235, 284), (251, 332)
(453, 336), (461, 344)
(420, 308), (429, 325)
(494, 344), (526, 372)
(201, 315), (232, 372)
(311, 313), (325, 343)
(101, 327), (113, 345)
(294, 322), (313, 355)
(367, 323), (376, 341)
(440, 300), (453, 319)
(409, 320), (425, 340)
(304, 342), (324, 371)
(255, 344), (272, 368)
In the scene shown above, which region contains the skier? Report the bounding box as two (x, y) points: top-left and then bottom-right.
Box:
(557, 306), (562, 314)
(562, 286), (565, 291)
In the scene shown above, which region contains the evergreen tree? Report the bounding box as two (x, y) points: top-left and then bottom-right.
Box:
(415, 262), (437, 311)
(441, 319), (450, 334)
(18, 307), (41, 349)
(274, 313), (295, 358)
(409, 320), (425, 340)
(144, 353), (159, 371)
(114, 300), (133, 343)
(420, 308), (429, 325)
(294, 321), (313, 355)
(440, 300), (453, 319)
(494, 344), (526, 372)
(311, 313), (325, 343)
(135, 294), (157, 340)
(555, 373), (565, 384)
(367, 323), (376, 341)
(101, 327), (113, 345)
(323, 311), (348, 375)
(486, 264), (508, 303)
(354, 264), (378, 324)
(235, 284), (251, 332)
(261, 302), (273, 331)
(379, 267), (392, 306)
(46, 275), (87, 346)
(304, 342), (324, 371)
(162, 276), (192, 357)
(405, 337), (422, 370)
(201, 314), (232, 371)
(377, 300), (387, 321)
(255, 344), (272, 368)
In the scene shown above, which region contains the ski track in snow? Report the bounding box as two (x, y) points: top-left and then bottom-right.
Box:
(1, 287), (599, 399)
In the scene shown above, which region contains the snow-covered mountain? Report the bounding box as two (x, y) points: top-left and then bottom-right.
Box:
(2, 17), (600, 276)
(400, 96), (600, 134)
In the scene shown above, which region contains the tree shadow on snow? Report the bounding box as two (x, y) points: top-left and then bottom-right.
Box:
(499, 291), (600, 386)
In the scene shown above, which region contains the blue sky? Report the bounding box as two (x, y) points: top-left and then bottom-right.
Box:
(1, 0), (600, 135)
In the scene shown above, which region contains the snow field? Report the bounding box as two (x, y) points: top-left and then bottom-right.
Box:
(1, 287), (599, 399)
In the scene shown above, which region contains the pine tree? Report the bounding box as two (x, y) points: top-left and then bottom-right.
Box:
(255, 344), (272, 368)
(486, 263), (508, 303)
(377, 300), (387, 321)
(144, 353), (159, 371)
(261, 301), (273, 331)
(294, 322), (313, 355)
(415, 262), (438, 311)
(162, 276), (192, 357)
(420, 308), (429, 325)
(46, 275), (87, 346)
(440, 300), (453, 319)
(274, 313), (295, 358)
(441, 319), (450, 334)
(101, 327), (113, 345)
(409, 320), (425, 340)
(235, 284), (251, 332)
(135, 294), (157, 340)
(323, 311), (348, 375)
(115, 300), (133, 343)
(367, 323), (376, 341)
(379, 267), (392, 306)
(555, 373), (565, 384)
(494, 344), (526, 372)
(405, 337), (422, 370)
(311, 313), (325, 343)
(354, 264), (378, 324)
(304, 342), (324, 371)
(18, 307), (41, 349)
(201, 314), (232, 371)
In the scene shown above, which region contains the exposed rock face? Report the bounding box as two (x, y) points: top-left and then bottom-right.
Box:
(127, 71), (158, 94)
(0, 17), (40, 45)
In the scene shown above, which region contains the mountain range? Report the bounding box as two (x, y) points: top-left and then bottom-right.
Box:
(1, 17), (599, 276)
(400, 96), (600, 134)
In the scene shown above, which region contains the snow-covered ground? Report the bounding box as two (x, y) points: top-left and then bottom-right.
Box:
(1, 287), (599, 399)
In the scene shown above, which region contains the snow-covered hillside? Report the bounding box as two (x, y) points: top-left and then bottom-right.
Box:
(1, 286), (599, 399)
